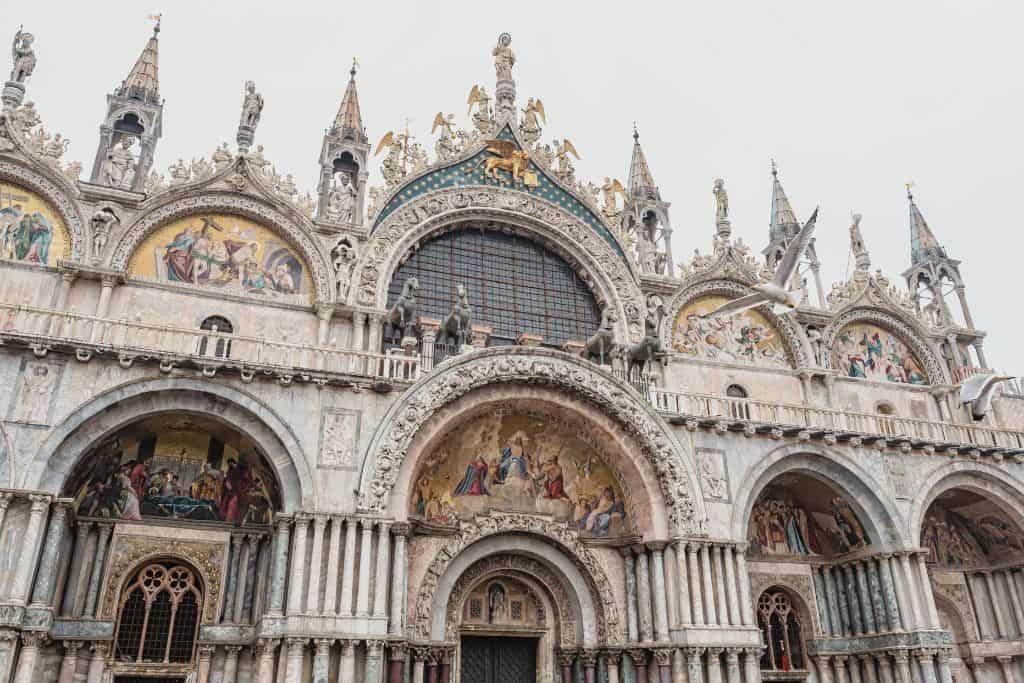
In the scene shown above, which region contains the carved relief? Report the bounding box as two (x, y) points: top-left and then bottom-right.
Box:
(696, 448), (729, 502)
(319, 408), (360, 470)
(5, 358), (62, 424)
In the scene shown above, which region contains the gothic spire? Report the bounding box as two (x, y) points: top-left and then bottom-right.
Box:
(907, 185), (944, 266)
(332, 60), (367, 144)
(627, 125), (660, 201)
(117, 18), (161, 105)
(769, 160), (801, 242)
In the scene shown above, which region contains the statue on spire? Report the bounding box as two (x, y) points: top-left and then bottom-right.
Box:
(849, 213), (871, 272)
(492, 32), (515, 81)
(236, 80), (264, 154)
(9, 27), (36, 84)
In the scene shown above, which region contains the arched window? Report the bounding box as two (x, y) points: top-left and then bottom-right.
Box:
(115, 562), (202, 664)
(758, 590), (805, 672)
(726, 384), (751, 419)
(198, 315), (233, 358)
(876, 402), (896, 436)
(387, 226), (601, 349)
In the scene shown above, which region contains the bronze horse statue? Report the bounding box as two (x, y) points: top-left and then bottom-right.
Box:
(440, 283), (472, 347)
(583, 306), (617, 365)
(621, 305), (664, 379)
(386, 276), (419, 339)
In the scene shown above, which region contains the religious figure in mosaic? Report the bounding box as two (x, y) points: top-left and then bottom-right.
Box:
(832, 323), (926, 384)
(672, 295), (790, 368)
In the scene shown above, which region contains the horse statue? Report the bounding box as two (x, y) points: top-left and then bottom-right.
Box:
(386, 276), (419, 339)
(621, 305), (664, 379)
(441, 283), (473, 347)
(583, 306), (617, 365)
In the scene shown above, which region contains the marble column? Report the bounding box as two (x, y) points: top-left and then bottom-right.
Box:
(11, 495), (50, 605)
(878, 556), (902, 631)
(844, 565), (863, 635)
(855, 561), (877, 633)
(705, 648), (723, 683)
(285, 638), (306, 681)
(83, 522), (113, 617)
(878, 656), (895, 683)
(744, 648), (762, 683)
(685, 648), (704, 683)
(604, 649), (621, 683)
(885, 556), (909, 631)
(816, 656), (833, 683)
(223, 534), (243, 621)
(700, 543), (718, 625)
(650, 544), (670, 641)
(254, 639), (279, 683)
(340, 518), (358, 615)
(324, 517), (343, 615)
(813, 566), (834, 635)
(627, 649), (648, 683)
(898, 554), (923, 629)
(0, 493), (10, 539)
(196, 644), (215, 683)
(835, 566), (852, 636)
(865, 559), (886, 632)
(834, 655), (849, 683)
(62, 523), (90, 616)
(12, 632), (45, 683)
(892, 651), (912, 683)
(313, 639), (331, 683)
(664, 545), (679, 631)
(356, 520), (374, 616)
(824, 566), (843, 635)
(860, 655), (879, 683)
(222, 645), (242, 683)
(412, 647), (430, 683)
(916, 651), (938, 683)
(267, 516), (291, 616)
(438, 645), (453, 683)
(621, 548), (639, 641)
(366, 640), (385, 683)
(367, 313), (383, 354)
(735, 546), (754, 626)
(307, 515), (328, 614)
(426, 651), (439, 683)
(674, 541), (691, 627)
(57, 641), (82, 683)
(581, 649), (599, 683)
(996, 656), (1014, 683)
(687, 544), (704, 626)
(85, 642), (108, 683)
(29, 500), (69, 607)
(724, 649), (741, 683)
(388, 643), (408, 683)
(712, 546), (728, 627)
(850, 657), (864, 683)
(670, 649), (685, 683)
(983, 571), (1009, 637)
(287, 516), (309, 614)
(339, 640), (357, 683)
(89, 277), (116, 341)
(916, 554), (940, 629)
(241, 535), (261, 622)
(636, 547), (654, 641)
(352, 311), (367, 354)
(935, 651), (953, 683)
(723, 546), (741, 626)
(1002, 570), (1024, 634)
(389, 525), (408, 634)
(373, 522), (392, 617)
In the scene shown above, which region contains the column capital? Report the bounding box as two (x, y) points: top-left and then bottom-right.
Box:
(365, 639), (385, 656)
(224, 644), (244, 655)
(646, 541), (668, 552)
(28, 494), (50, 512)
(197, 643), (216, 657)
(651, 648), (672, 666)
(625, 647), (648, 666)
(706, 647), (724, 657)
(286, 637), (308, 653)
(89, 642), (109, 658)
(600, 648), (623, 663)
(315, 303), (335, 321)
(254, 638), (279, 657)
(340, 639), (356, 656)
(631, 543), (648, 556)
(725, 647), (742, 660)
(20, 631), (47, 648)
(230, 533), (244, 547)
(392, 521), (411, 537)
(684, 647), (705, 661)
(389, 641), (409, 661)
(314, 638), (333, 655)
(556, 649), (577, 667)
(312, 514), (328, 530)
(62, 640), (83, 655)
(412, 645), (432, 662)
(579, 649), (599, 667)
(0, 492), (11, 510)
(889, 650), (910, 662)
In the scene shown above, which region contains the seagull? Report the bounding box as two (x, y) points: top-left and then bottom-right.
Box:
(959, 373), (1014, 420)
(709, 207), (819, 318)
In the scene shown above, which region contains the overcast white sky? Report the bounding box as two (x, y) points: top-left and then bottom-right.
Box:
(4, 1), (1022, 370)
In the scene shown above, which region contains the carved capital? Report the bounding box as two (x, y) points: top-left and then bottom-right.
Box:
(683, 647), (705, 659)
(652, 648), (673, 666)
(28, 494), (50, 512)
(254, 638), (279, 657)
(365, 639), (385, 657)
(556, 649), (577, 667)
(20, 631), (47, 648)
(626, 648), (649, 666)
(389, 642), (409, 661)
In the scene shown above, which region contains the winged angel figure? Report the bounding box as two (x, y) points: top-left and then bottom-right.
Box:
(466, 85), (492, 134)
(432, 112), (461, 161)
(519, 98), (545, 145)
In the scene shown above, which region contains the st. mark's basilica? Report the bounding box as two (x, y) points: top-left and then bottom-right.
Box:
(0, 17), (1021, 683)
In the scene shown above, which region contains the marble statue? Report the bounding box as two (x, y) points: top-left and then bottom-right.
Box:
(239, 80), (264, 129)
(713, 178), (729, 221)
(90, 207), (118, 261)
(467, 84), (492, 134)
(327, 173), (357, 223)
(600, 177), (626, 219)
(10, 101), (39, 132)
(100, 136), (138, 189)
(212, 142), (233, 172)
(492, 33), (515, 81)
(332, 239), (357, 300)
(519, 98), (545, 146)
(9, 28), (36, 83)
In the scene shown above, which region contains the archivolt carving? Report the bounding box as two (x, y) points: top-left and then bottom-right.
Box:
(108, 193), (332, 303)
(444, 553), (576, 646)
(930, 579), (978, 642)
(358, 347), (702, 534)
(101, 534), (227, 623)
(0, 158), (84, 260)
(662, 278), (807, 368)
(351, 186), (644, 339)
(414, 511), (618, 643)
(822, 307), (947, 384)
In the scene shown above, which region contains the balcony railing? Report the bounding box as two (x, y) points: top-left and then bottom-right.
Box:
(0, 303), (420, 384)
(651, 389), (1024, 452)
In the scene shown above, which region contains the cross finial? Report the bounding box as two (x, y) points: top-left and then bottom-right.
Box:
(905, 181), (914, 199)
(350, 57), (359, 78)
(148, 13), (162, 35)
(770, 158), (778, 176)
(632, 121), (639, 142)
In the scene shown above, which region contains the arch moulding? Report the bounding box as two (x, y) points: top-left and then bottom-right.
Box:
(0, 158), (85, 261)
(356, 347), (704, 535)
(350, 186), (646, 341)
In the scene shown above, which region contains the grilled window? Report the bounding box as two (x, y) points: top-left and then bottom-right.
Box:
(115, 562), (202, 665)
(387, 227), (601, 348)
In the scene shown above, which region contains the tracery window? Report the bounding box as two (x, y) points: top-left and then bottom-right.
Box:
(198, 315), (233, 358)
(115, 562), (202, 664)
(757, 590), (805, 672)
(387, 226), (601, 348)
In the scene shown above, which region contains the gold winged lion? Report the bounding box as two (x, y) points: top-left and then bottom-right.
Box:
(473, 139), (535, 187)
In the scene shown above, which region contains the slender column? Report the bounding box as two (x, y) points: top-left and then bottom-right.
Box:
(580, 650), (599, 683)
(946, 334), (965, 374)
(855, 561), (877, 633)
(865, 558), (885, 632)
(824, 566), (843, 635)
(712, 545), (729, 626)
(916, 553), (940, 628)
(222, 644), (242, 683)
(878, 656), (895, 683)
(897, 554), (923, 629)
(557, 650), (573, 683)
(834, 656), (849, 683)
(955, 287), (975, 330)
(996, 656), (1014, 683)
(85, 643), (108, 683)
(674, 541), (691, 627)
(57, 641), (82, 683)
(324, 517), (343, 615)
(30, 500), (69, 607)
(935, 651), (953, 683)
(356, 519), (374, 616)
(307, 515), (327, 614)
(621, 548), (639, 641)
(0, 494), (11, 552)
(367, 313), (384, 354)
(223, 534), (243, 621)
(984, 571), (1009, 637)
(650, 544), (670, 641)
(705, 647), (723, 683)
(844, 565), (863, 635)
(860, 655), (879, 683)
(313, 639), (332, 683)
(671, 649), (684, 683)
(627, 649), (648, 683)
(687, 544), (704, 626)
(724, 649), (741, 683)
(255, 639), (279, 683)
(287, 516), (309, 614)
(11, 495), (50, 605)
(388, 642), (408, 683)
(196, 644), (215, 683)
(285, 638), (306, 680)
(437, 645), (453, 683)
(241, 535), (260, 622)
(877, 556), (901, 630)
(744, 648), (762, 683)
(373, 522), (392, 617)
(733, 546), (754, 626)
(339, 640), (357, 683)
(267, 516), (291, 616)
(813, 566), (834, 635)
(836, 566), (853, 636)
(389, 525), (408, 634)
(412, 647), (430, 683)
(83, 522), (113, 617)
(886, 556), (909, 630)
(340, 517), (358, 615)
(916, 651), (938, 683)
(685, 648), (704, 683)
(604, 649), (621, 683)
(89, 278), (116, 341)
(352, 311), (367, 354)
(816, 656), (834, 683)
(1002, 569), (1024, 633)
(12, 632), (45, 683)
(893, 651), (913, 683)
(635, 546), (654, 641)
(664, 545), (679, 631)
(365, 640), (386, 683)
(723, 546), (741, 627)
(850, 657), (864, 683)
(426, 650), (438, 683)
(316, 304), (334, 345)
(700, 543), (718, 625)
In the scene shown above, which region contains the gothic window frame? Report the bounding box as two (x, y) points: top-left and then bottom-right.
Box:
(757, 589), (806, 673)
(114, 560), (203, 666)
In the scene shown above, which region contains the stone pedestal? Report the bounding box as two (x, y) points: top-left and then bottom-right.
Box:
(562, 339), (586, 356)
(2, 81), (25, 112)
(237, 124), (255, 155)
(516, 332), (543, 347)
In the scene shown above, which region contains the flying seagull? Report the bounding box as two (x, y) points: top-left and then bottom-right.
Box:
(959, 373), (1014, 420)
(708, 207), (819, 318)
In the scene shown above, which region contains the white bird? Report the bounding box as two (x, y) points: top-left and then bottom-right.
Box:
(708, 207), (819, 319)
(959, 373), (1013, 420)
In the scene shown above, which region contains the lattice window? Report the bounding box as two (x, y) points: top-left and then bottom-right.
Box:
(510, 600), (523, 620)
(757, 590), (805, 671)
(469, 598), (483, 620)
(115, 562), (203, 664)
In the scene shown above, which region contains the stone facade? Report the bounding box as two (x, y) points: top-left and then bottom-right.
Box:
(0, 22), (1021, 683)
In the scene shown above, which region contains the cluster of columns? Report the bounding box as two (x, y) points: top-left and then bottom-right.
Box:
(267, 514), (407, 631)
(967, 567), (1024, 639)
(219, 533), (269, 624)
(62, 520), (116, 617)
(813, 648), (957, 683)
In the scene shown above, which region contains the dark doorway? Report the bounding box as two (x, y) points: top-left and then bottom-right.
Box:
(460, 635), (537, 683)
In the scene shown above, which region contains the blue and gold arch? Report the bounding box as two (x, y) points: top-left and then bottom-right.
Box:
(371, 125), (628, 262)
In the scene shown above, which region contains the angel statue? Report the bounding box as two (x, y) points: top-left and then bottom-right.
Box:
(375, 131), (407, 187)
(466, 85), (492, 134)
(600, 177), (627, 219)
(239, 80), (264, 129)
(713, 178), (729, 221)
(492, 32), (515, 81)
(432, 112), (459, 161)
(553, 139), (580, 184)
(9, 27), (36, 83)
(519, 98), (545, 146)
